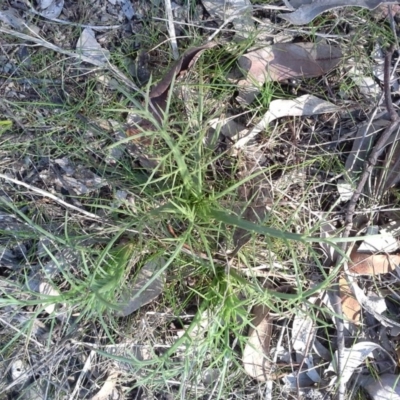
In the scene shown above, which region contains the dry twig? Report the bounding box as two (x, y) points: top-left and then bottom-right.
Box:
(344, 45), (399, 232)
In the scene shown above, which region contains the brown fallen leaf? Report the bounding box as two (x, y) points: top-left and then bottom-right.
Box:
(149, 42), (218, 120)
(239, 42), (341, 81)
(349, 246), (400, 275)
(237, 42), (341, 104)
(243, 305), (273, 381)
(339, 277), (361, 325)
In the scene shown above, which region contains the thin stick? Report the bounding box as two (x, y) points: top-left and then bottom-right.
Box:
(164, 0), (179, 60)
(343, 45), (399, 235)
(0, 174), (101, 220)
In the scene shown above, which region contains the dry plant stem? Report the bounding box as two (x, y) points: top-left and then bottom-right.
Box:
(164, 0), (179, 60)
(0, 173), (101, 221)
(344, 46), (399, 235)
(331, 45), (399, 400)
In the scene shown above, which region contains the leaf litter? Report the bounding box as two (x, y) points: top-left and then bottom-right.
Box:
(1, 0), (400, 398)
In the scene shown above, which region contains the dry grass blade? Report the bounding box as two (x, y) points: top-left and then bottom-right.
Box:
(0, 173), (101, 220)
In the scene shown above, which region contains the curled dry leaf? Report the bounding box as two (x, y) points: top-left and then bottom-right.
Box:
(348, 57), (382, 99)
(381, 220), (400, 238)
(149, 42), (218, 121)
(329, 341), (384, 385)
(350, 281), (396, 328)
(345, 119), (389, 182)
(282, 370), (318, 390)
(349, 246), (400, 275)
(27, 277), (67, 319)
(371, 43), (399, 91)
(292, 307), (316, 355)
(119, 0), (135, 20)
(358, 226), (398, 253)
(235, 94), (339, 149)
(319, 220), (340, 266)
(279, 0), (393, 25)
(291, 303), (321, 383)
(380, 139), (400, 193)
(243, 305), (273, 381)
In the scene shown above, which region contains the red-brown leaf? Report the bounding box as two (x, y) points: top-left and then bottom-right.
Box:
(238, 42), (342, 83)
(349, 247), (400, 275)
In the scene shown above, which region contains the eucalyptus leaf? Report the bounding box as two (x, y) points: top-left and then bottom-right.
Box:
(279, 0), (397, 25)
